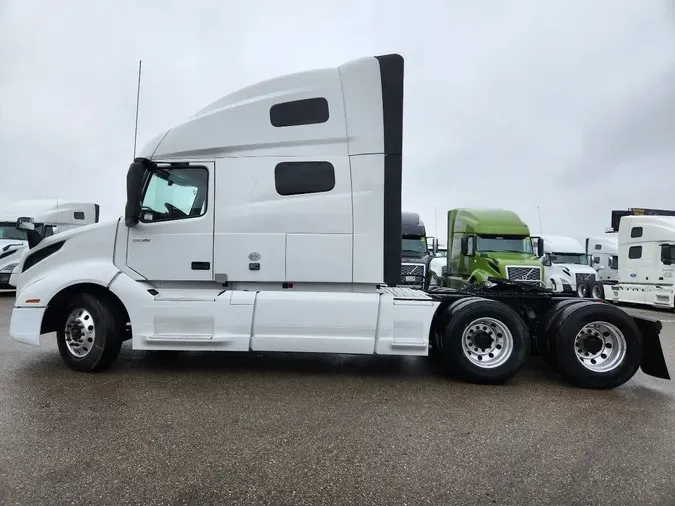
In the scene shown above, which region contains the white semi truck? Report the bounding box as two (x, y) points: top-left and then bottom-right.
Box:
(7, 53), (670, 389)
(539, 235), (598, 298)
(0, 200), (100, 291)
(602, 215), (675, 309)
(586, 234), (619, 284)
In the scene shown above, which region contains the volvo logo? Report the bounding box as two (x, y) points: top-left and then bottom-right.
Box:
(520, 268), (535, 279)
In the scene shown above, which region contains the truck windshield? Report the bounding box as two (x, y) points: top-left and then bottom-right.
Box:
(0, 222), (28, 241)
(476, 235), (533, 254)
(549, 253), (587, 265)
(0, 221), (47, 241)
(402, 236), (428, 255)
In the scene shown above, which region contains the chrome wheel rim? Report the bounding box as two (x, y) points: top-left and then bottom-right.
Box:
(574, 321), (626, 372)
(64, 308), (96, 358)
(461, 317), (514, 368)
(577, 284), (586, 297)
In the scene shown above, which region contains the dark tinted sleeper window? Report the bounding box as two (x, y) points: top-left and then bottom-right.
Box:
(595, 244), (601, 250)
(74, 211), (85, 220)
(630, 226), (643, 238)
(628, 246), (642, 259)
(275, 161), (335, 196)
(270, 98), (329, 127)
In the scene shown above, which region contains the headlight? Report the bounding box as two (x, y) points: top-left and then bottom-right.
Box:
(0, 263), (18, 273)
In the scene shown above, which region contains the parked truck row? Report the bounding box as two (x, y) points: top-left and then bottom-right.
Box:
(5, 53), (671, 391)
(411, 207), (675, 312)
(0, 200), (100, 291)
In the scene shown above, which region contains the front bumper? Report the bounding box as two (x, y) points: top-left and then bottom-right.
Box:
(10, 306), (46, 346)
(0, 272), (13, 290)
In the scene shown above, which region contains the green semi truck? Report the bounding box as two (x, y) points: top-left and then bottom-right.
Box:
(440, 208), (545, 289)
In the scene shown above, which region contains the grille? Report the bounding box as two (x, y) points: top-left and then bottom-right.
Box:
(400, 263), (426, 285)
(575, 272), (596, 285)
(401, 263), (425, 276)
(506, 266), (541, 282)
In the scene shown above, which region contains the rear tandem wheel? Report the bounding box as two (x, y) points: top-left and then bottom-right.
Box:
(436, 297), (530, 384)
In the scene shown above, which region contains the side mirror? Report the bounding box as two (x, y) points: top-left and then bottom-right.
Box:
(16, 217), (35, 231)
(662, 244), (675, 265)
(461, 235), (475, 256)
(125, 158), (150, 227)
(541, 254), (551, 267)
(432, 238), (439, 256)
(537, 237), (544, 257)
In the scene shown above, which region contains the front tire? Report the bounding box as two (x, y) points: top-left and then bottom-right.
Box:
(439, 298), (530, 384)
(576, 281), (589, 298)
(56, 293), (124, 372)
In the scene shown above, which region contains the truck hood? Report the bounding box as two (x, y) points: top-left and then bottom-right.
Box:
(553, 264), (597, 276)
(402, 252), (432, 266)
(24, 219), (118, 254)
(0, 238), (27, 250)
(478, 252), (542, 279)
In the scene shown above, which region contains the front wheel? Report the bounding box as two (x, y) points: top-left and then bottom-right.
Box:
(576, 281), (589, 298)
(56, 293), (124, 372)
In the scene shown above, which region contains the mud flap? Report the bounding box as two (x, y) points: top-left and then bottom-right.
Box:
(634, 317), (670, 380)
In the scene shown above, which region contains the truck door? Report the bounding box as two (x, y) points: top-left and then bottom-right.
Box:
(126, 162), (215, 281)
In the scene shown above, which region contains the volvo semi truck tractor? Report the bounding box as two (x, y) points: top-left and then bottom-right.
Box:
(7, 54), (669, 389)
(400, 211), (433, 290)
(441, 208), (545, 289)
(0, 200), (100, 291)
(539, 234), (598, 298)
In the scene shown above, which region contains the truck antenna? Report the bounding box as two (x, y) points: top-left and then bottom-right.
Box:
(133, 60), (142, 159)
(537, 205), (544, 235)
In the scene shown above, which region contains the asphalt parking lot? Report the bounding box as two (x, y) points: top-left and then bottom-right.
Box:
(1, 294), (674, 506)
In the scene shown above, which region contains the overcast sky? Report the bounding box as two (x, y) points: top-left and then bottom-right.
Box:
(1, 0), (674, 245)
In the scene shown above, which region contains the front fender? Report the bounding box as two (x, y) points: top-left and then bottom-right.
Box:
(469, 269), (494, 283)
(548, 274), (570, 292)
(14, 260), (121, 309)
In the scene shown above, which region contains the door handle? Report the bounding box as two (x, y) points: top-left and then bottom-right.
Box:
(191, 261), (210, 271)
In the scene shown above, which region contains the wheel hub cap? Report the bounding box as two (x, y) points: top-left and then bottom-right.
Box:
(64, 308), (96, 358)
(574, 321), (627, 373)
(461, 317), (514, 369)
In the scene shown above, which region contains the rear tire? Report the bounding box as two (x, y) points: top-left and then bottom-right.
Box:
(439, 298), (530, 384)
(552, 303), (641, 389)
(576, 281), (589, 298)
(590, 281), (605, 300)
(56, 293), (124, 372)
(537, 299), (598, 375)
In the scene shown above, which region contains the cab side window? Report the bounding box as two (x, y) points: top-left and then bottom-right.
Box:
(140, 167), (208, 223)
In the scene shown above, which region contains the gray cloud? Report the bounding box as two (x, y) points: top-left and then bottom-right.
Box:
(1, 0), (674, 246)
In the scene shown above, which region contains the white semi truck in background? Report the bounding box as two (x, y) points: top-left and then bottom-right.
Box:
(602, 215), (675, 309)
(586, 234), (619, 284)
(6, 53), (670, 390)
(0, 200), (100, 291)
(539, 235), (598, 298)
